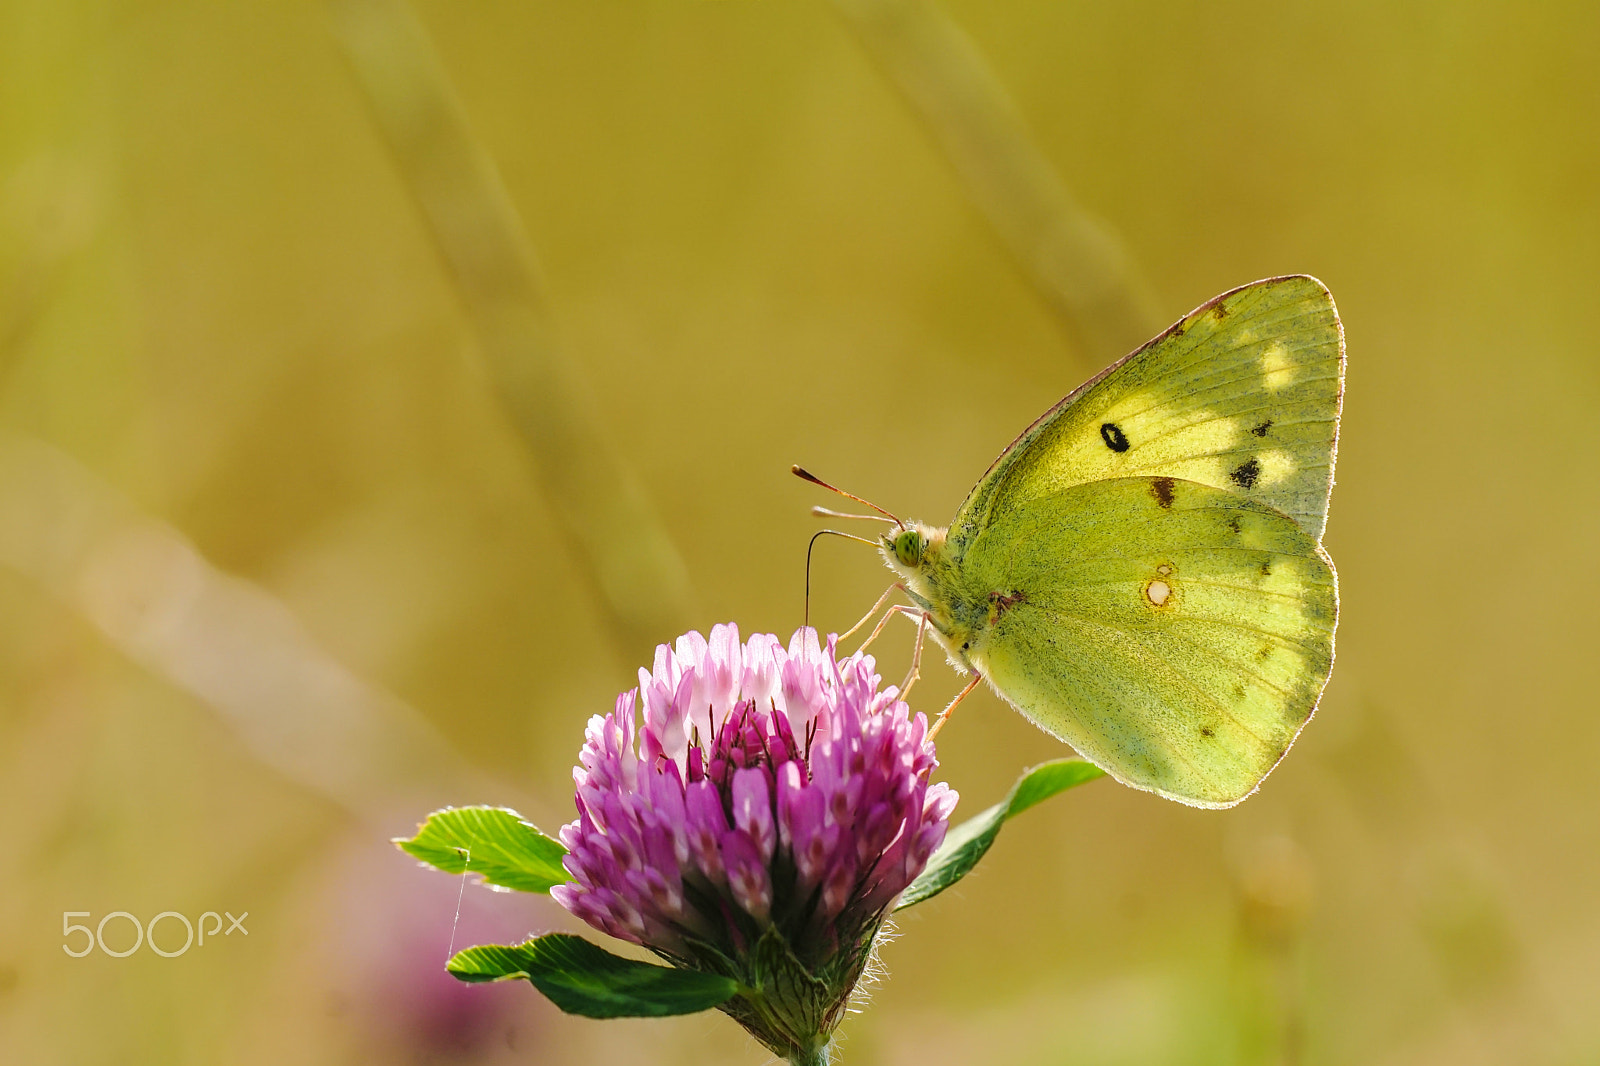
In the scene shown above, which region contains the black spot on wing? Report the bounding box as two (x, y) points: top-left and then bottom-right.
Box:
(1200, 726), (1215, 738)
(1100, 422), (1130, 452)
(1230, 458), (1262, 489)
(1227, 515), (1243, 534)
(1259, 559), (1273, 577)
(1212, 300), (1229, 319)
(1251, 419), (1274, 438)
(1150, 477), (1175, 509)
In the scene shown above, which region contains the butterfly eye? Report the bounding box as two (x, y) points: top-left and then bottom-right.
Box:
(894, 531), (925, 567)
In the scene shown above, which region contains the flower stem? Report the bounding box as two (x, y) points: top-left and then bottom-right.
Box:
(789, 1040), (832, 1066)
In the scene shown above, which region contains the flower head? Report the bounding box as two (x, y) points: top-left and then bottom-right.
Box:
(551, 624), (957, 1060)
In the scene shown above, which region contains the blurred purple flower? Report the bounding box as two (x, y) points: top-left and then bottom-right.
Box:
(551, 624), (957, 1060)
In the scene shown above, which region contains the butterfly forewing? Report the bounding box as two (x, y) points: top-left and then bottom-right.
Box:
(950, 276), (1344, 548)
(960, 477), (1337, 807)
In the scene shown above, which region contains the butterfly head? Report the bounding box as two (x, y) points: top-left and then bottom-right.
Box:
(880, 522), (946, 576)
(878, 522), (966, 659)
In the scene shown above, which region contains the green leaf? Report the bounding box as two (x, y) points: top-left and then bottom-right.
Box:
(394, 806), (568, 893)
(448, 934), (739, 1018)
(896, 758), (1104, 911)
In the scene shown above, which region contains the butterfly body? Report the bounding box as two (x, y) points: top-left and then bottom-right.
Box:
(877, 276), (1344, 809)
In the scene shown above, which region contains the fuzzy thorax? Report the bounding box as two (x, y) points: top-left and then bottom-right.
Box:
(877, 522), (988, 675)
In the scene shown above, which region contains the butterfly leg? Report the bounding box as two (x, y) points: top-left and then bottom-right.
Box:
(928, 673), (983, 741)
(841, 582), (906, 643)
(898, 610), (930, 699)
(855, 593), (918, 654)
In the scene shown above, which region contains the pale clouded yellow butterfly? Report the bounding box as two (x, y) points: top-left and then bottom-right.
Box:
(809, 275), (1342, 808)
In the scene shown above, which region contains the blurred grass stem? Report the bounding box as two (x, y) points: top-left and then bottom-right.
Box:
(330, 0), (693, 658)
(0, 431), (505, 824)
(829, 0), (1162, 363)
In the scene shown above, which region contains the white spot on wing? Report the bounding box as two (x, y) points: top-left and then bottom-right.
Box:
(1146, 580), (1171, 606)
(1258, 449), (1295, 486)
(1261, 343), (1295, 391)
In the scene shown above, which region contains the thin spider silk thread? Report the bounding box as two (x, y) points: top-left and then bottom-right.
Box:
(447, 846), (470, 962)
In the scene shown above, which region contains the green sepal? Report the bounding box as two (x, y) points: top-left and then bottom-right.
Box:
(448, 934), (739, 1018)
(896, 758), (1104, 910)
(394, 806), (568, 893)
(717, 926), (836, 1059)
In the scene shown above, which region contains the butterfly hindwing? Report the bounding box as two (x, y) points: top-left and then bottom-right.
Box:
(959, 476), (1337, 807)
(949, 276), (1344, 549)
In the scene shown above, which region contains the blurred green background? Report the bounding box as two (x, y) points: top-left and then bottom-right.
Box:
(2, 0), (1597, 1063)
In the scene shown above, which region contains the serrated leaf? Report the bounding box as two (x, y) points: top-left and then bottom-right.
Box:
(896, 758), (1104, 911)
(448, 935), (739, 1018)
(395, 806), (568, 893)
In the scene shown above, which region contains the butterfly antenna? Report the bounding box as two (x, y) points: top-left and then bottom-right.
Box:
(811, 505), (896, 524)
(792, 466), (904, 531)
(805, 528), (878, 629)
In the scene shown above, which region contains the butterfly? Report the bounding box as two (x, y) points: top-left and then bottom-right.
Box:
(820, 275), (1342, 808)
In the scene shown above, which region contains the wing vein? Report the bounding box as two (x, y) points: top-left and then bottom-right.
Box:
(1041, 611), (1276, 754)
(1108, 363), (1339, 428)
(1009, 614), (1222, 788)
(1020, 602), (1332, 653)
(1127, 411), (1338, 453)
